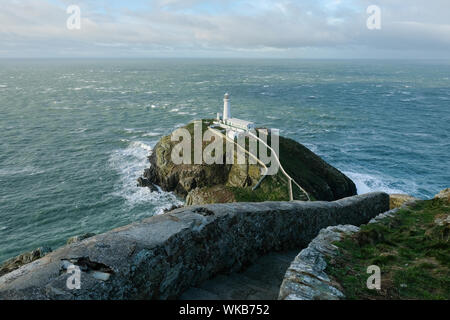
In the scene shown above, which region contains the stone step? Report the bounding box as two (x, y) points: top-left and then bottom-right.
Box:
(179, 250), (300, 300)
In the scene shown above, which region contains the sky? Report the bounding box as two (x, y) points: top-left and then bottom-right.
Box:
(0, 0), (449, 58)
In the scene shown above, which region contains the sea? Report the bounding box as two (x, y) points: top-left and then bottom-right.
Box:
(0, 59), (449, 263)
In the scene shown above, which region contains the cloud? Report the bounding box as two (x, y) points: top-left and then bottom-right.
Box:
(0, 0), (449, 58)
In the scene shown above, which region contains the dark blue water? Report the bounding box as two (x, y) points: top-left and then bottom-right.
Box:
(0, 59), (449, 263)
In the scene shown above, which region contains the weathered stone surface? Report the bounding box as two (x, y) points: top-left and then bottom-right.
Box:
(180, 250), (299, 300)
(278, 204), (403, 300)
(66, 233), (96, 245)
(0, 247), (52, 278)
(434, 188), (450, 202)
(0, 192), (388, 300)
(432, 188), (450, 227)
(277, 136), (356, 201)
(144, 131), (230, 198)
(389, 194), (418, 209)
(278, 225), (356, 300)
(186, 185), (236, 206)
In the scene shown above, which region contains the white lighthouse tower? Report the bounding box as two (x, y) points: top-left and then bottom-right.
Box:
(213, 93), (255, 135)
(223, 93), (231, 121)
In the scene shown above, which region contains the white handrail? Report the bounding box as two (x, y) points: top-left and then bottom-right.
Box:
(208, 127), (268, 172)
(209, 126), (310, 201)
(247, 130), (311, 201)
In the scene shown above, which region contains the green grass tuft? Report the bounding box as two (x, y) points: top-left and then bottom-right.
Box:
(326, 198), (450, 300)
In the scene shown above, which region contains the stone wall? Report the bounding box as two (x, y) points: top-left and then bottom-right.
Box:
(0, 192), (389, 300)
(278, 205), (408, 300)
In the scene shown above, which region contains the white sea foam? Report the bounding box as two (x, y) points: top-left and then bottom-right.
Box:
(72, 127), (88, 133)
(109, 140), (182, 211)
(344, 171), (407, 195)
(123, 128), (147, 134)
(0, 166), (45, 176)
(131, 141), (152, 152)
(142, 132), (161, 137)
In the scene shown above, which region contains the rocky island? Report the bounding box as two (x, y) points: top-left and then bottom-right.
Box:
(138, 119), (357, 205)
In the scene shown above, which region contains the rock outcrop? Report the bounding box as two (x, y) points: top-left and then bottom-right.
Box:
(0, 247), (52, 278)
(434, 188), (450, 202)
(389, 194), (418, 209)
(0, 192), (388, 300)
(139, 120), (356, 204)
(66, 233), (96, 245)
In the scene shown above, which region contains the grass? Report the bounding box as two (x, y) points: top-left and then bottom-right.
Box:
(325, 198), (450, 299)
(230, 171), (311, 202)
(180, 120), (311, 202)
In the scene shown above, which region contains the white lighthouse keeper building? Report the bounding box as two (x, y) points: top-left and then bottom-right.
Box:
(216, 93), (255, 138)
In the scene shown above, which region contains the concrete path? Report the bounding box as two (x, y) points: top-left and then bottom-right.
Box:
(179, 250), (299, 300)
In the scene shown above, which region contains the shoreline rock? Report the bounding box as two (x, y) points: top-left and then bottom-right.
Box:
(0, 247), (52, 278)
(66, 233), (96, 245)
(434, 188), (450, 201)
(389, 194), (418, 209)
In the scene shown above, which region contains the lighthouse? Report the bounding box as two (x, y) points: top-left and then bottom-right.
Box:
(223, 93), (231, 121)
(214, 93), (255, 133)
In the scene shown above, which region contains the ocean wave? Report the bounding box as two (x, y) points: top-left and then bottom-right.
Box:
(0, 166), (45, 177)
(131, 141), (152, 152)
(72, 127), (88, 134)
(123, 128), (147, 134)
(108, 140), (182, 211)
(142, 132), (161, 137)
(343, 171), (411, 196)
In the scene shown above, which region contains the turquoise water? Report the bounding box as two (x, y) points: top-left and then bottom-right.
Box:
(0, 59), (449, 263)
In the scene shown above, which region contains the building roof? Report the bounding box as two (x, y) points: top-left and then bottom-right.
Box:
(226, 117), (255, 127)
